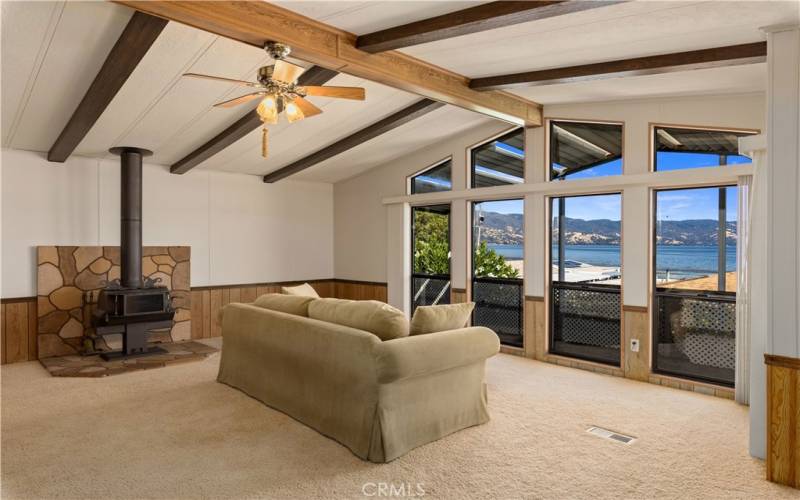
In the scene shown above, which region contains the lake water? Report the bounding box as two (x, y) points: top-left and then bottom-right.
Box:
(488, 243), (736, 274)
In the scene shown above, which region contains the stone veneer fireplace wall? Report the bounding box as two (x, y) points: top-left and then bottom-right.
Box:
(36, 245), (190, 358)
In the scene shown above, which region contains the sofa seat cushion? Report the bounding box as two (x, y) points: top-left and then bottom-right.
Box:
(308, 298), (409, 341)
(281, 282), (320, 298)
(253, 293), (314, 317)
(410, 302), (475, 335)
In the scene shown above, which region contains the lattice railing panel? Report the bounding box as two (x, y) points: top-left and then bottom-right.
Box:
(655, 293), (736, 384)
(412, 276), (451, 312)
(472, 279), (523, 347)
(551, 284), (621, 348)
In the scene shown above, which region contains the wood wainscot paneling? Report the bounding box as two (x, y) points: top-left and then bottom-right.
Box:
(333, 279), (387, 302)
(765, 354), (800, 489)
(1, 297), (37, 364)
(190, 279), (337, 340)
(2, 278), (383, 364)
(451, 288), (467, 303)
(525, 296), (545, 360)
(622, 305), (650, 382)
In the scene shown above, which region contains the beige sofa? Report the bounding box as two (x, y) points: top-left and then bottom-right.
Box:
(217, 300), (499, 463)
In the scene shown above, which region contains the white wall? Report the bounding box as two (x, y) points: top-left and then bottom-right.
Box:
(335, 92), (766, 301)
(0, 149), (334, 298)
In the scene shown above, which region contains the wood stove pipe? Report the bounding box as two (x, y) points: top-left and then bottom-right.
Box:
(109, 147), (153, 289)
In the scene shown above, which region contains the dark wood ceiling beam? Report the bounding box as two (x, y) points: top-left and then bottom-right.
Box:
(115, 1), (542, 126)
(263, 99), (444, 183)
(356, 1), (623, 53)
(170, 66), (337, 175)
(47, 12), (168, 162)
(470, 42), (768, 90)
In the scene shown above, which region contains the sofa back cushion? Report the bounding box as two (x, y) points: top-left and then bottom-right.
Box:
(253, 293), (314, 317)
(281, 282), (320, 298)
(410, 302), (475, 335)
(308, 298), (409, 341)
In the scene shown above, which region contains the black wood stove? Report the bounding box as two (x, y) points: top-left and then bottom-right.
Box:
(92, 147), (175, 360)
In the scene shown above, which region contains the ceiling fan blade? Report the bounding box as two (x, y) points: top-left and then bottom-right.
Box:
(292, 97), (323, 119)
(183, 73), (260, 87)
(272, 60), (305, 83)
(212, 92), (264, 108)
(302, 86), (365, 100)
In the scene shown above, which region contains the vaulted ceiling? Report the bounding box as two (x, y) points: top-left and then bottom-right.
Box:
(2, 1), (797, 183)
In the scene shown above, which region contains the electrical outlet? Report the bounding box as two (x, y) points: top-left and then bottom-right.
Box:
(630, 339), (640, 352)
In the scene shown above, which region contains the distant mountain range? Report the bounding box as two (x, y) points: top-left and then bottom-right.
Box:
(477, 212), (736, 246)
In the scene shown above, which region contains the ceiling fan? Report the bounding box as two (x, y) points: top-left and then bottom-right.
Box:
(184, 42), (365, 158)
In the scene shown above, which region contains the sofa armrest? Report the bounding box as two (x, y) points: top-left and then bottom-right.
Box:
(374, 327), (500, 384)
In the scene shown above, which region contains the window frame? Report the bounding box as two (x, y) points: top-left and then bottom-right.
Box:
(546, 191), (623, 367)
(469, 197), (525, 348)
(407, 156), (453, 195)
(648, 123), (760, 173)
(650, 183), (738, 386)
(546, 118), (625, 182)
(468, 127), (525, 189)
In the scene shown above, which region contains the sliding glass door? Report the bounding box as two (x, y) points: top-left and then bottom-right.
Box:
(549, 194), (622, 365)
(411, 205), (451, 314)
(653, 186), (737, 386)
(471, 199), (524, 347)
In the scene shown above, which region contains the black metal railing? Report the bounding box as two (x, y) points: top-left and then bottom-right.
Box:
(472, 277), (523, 348)
(653, 289), (736, 386)
(550, 282), (621, 366)
(412, 274), (451, 314)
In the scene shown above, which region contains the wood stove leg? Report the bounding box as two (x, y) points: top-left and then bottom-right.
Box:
(124, 323), (149, 355)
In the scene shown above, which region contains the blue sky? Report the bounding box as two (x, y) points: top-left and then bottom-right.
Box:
(563, 194), (621, 220)
(476, 199), (523, 215)
(657, 186), (738, 222)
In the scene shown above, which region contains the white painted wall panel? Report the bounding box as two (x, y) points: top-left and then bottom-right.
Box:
(1, 149), (333, 297)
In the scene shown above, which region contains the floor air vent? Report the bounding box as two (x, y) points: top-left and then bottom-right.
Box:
(586, 426), (636, 444)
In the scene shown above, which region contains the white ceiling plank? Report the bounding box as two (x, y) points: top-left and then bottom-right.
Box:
(8, 1), (133, 152)
(75, 22), (217, 158)
(109, 36), (270, 162)
(294, 106), (493, 183)
(401, 1), (797, 78)
(273, 1), (485, 35)
(510, 64), (767, 105)
(0, 1), (64, 146)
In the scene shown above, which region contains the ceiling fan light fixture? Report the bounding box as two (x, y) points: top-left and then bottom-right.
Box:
(285, 100), (305, 123)
(257, 94), (278, 124)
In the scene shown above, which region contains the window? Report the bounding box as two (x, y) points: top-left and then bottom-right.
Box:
(549, 194), (622, 365)
(410, 159), (452, 194)
(471, 199), (524, 347)
(411, 205), (451, 314)
(550, 120), (622, 180)
(653, 126), (756, 172)
(471, 128), (524, 188)
(653, 186), (738, 386)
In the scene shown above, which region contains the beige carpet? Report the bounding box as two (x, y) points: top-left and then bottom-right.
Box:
(1, 339), (794, 499)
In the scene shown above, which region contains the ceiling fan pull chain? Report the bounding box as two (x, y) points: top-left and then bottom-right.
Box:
(261, 127), (269, 159)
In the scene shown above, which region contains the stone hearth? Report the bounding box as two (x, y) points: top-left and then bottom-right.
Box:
(39, 340), (217, 377)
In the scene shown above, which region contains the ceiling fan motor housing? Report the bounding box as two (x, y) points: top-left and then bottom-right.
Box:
(264, 41), (291, 61)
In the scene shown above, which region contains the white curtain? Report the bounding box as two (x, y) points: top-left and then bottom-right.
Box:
(735, 174), (753, 404)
